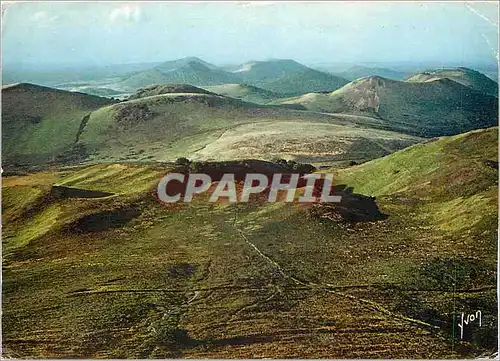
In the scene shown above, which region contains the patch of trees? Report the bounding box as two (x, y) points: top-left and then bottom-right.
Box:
(174, 157), (205, 172)
(271, 158), (316, 173)
(175, 157), (316, 174)
(175, 157), (191, 166)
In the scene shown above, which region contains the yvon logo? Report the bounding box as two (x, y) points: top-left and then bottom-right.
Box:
(457, 310), (482, 339)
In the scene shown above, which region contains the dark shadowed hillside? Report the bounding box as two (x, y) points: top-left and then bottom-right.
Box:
(273, 76), (498, 137)
(2, 83), (117, 167)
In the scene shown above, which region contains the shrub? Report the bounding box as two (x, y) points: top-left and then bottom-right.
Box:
(189, 161), (204, 172)
(287, 160), (298, 169)
(271, 158), (288, 167)
(148, 309), (190, 347)
(175, 157), (191, 166)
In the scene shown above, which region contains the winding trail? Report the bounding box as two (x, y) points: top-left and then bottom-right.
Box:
(231, 220), (441, 332)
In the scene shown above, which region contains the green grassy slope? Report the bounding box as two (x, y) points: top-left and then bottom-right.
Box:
(117, 69), (178, 89)
(2, 83), (422, 168)
(335, 127), (498, 199)
(76, 92), (422, 164)
(273, 76), (498, 137)
(190, 121), (421, 163)
(259, 68), (349, 96)
(2, 83), (117, 166)
(204, 83), (283, 104)
(406, 67), (498, 97)
(329, 129), (498, 345)
(2, 127), (497, 358)
(335, 126), (498, 241)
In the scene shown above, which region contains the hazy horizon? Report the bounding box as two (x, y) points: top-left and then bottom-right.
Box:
(2, 1), (499, 69)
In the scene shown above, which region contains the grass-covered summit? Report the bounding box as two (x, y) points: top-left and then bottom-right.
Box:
(406, 67), (498, 97)
(127, 84), (213, 100)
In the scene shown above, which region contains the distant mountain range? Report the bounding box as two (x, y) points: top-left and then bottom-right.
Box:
(2, 60), (497, 167)
(3, 56), (497, 102)
(118, 57), (350, 96)
(119, 59), (240, 89)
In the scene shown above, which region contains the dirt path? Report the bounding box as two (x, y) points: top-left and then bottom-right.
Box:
(231, 220), (441, 332)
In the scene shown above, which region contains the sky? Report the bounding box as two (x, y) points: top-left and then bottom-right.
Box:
(1, 1), (499, 67)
